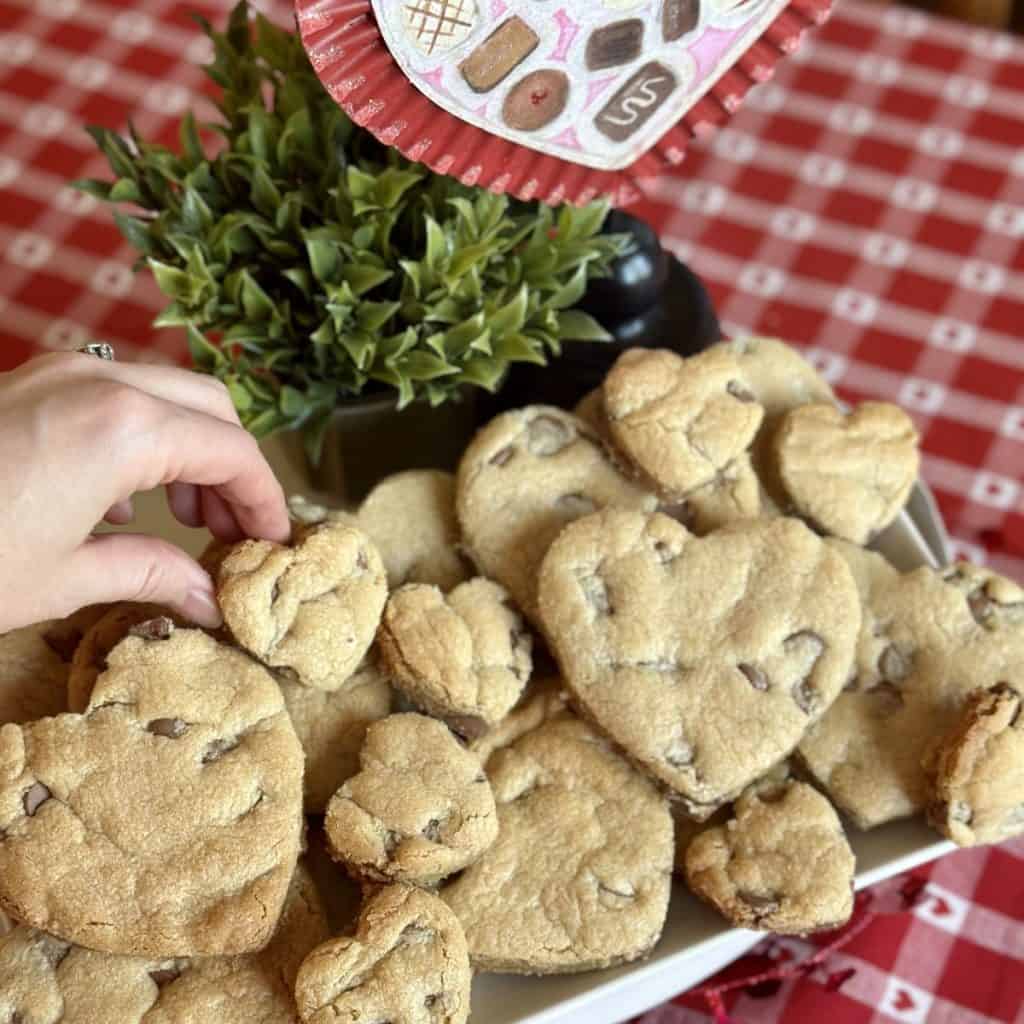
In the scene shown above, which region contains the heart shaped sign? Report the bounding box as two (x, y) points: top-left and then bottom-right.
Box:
(297, 0), (832, 204)
(372, 0), (788, 171)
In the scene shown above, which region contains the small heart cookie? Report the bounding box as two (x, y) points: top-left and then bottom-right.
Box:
(295, 884), (471, 1024)
(442, 714), (672, 973)
(0, 863), (328, 1024)
(603, 346), (765, 497)
(925, 683), (1024, 847)
(456, 406), (657, 620)
(325, 714), (497, 886)
(359, 470), (471, 591)
(775, 401), (920, 543)
(685, 779), (855, 934)
(0, 624), (304, 957)
(538, 510), (860, 818)
(218, 521), (387, 691)
(379, 578), (532, 736)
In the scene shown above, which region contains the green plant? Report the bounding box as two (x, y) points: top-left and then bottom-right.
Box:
(75, 2), (628, 460)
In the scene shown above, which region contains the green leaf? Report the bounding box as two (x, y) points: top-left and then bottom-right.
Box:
(148, 259), (195, 302)
(487, 285), (528, 339)
(339, 263), (392, 296)
(493, 332), (547, 365)
(114, 211), (155, 256)
(250, 163), (281, 216)
(226, 378), (254, 412)
(555, 309), (611, 342)
(460, 356), (504, 391)
(399, 351), (459, 380)
(186, 324), (223, 370)
(180, 111), (204, 167)
(306, 238), (339, 284)
(279, 385), (306, 418)
(357, 300), (400, 333)
(71, 178), (113, 200)
(181, 187), (213, 232)
(424, 217), (447, 270)
(109, 178), (144, 204)
(240, 271), (275, 321)
(546, 263), (588, 311)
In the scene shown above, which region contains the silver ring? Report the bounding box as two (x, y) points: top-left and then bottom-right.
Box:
(76, 342), (116, 361)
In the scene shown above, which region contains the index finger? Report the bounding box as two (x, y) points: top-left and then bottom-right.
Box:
(144, 401), (291, 544)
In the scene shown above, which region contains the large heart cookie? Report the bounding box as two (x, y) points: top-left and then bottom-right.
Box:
(218, 521), (387, 692)
(370, 0), (789, 170)
(0, 863), (328, 1024)
(774, 401), (920, 544)
(456, 406), (657, 620)
(442, 714), (672, 973)
(537, 510), (860, 818)
(0, 623), (304, 957)
(295, 884), (471, 1024)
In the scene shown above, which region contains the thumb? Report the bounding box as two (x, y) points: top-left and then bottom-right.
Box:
(63, 533), (223, 629)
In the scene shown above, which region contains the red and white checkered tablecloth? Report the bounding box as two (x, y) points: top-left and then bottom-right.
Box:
(0, 0), (1022, 1020)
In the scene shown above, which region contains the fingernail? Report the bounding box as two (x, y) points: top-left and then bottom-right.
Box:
(184, 586), (223, 630)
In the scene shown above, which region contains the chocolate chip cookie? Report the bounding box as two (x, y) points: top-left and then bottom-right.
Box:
(218, 520), (387, 691)
(441, 714), (672, 974)
(456, 406), (658, 620)
(281, 653), (393, 813)
(0, 623), (304, 957)
(0, 863), (327, 1023)
(468, 675), (568, 766)
(775, 401), (920, 543)
(799, 555), (1024, 828)
(538, 509), (860, 818)
(685, 779), (855, 934)
(325, 713), (497, 886)
(925, 683), (1024, 847)
(602, 346), (765, 498)
(295, 883), (471, 1024)
(379, 578), (532, 737)
(358, 470), (470, 591)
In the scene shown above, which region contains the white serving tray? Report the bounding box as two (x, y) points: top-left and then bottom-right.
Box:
(469, 483), (955, 1024)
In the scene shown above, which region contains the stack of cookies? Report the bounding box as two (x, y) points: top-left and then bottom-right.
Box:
(1, 337), (1021, 1023)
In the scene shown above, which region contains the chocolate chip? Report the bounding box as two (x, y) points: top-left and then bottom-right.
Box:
(739, 889), (780, 918)
(950, 800), (973, 824)
(202, 736), (239, 764)
(447, 715), (488, 741)
(490, 446), (515, 467)
(866, 681), (904, 715)
(786, 631), (825, 714)
(578, 573), (611, 615)
(739, 663), (769, 692)
(147, 718), (188, 739)
(38, 936), (70, 968)
(23, 782), (51, 817)
(879, 645), (911, 682)
(659, 501), (694, 529)
(129, 617), (175, 641)
(384, 829), (400, 855)
(527, 415), (573, 456)
(756, 784), (789, 805)
(400, 923), (434, 945)
(726, 380), (756, 403)
(793, 680), (819, 714)
(425, 993), (443, 1012)
(149, 966), (181, 987)
(654, 540), (677, 564)
(665, 737), (694, 768)
(968, 588), (992, 626)
(423, 819), (443, 842)
(556, 493), (598, 517)
(357, 549), (369, 572)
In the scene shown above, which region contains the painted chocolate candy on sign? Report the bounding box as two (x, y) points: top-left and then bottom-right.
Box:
(371, 0), (791, 170)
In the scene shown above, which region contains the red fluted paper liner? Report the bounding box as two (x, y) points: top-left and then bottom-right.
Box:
(295, 0), (832, 206)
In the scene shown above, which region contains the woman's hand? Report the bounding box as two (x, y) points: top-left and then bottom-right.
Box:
(0, 352), (290, 633)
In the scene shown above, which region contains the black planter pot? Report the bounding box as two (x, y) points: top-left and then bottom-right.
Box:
(484, 250), (722, 419)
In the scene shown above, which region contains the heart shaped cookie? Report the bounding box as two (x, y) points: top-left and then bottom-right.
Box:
(295, 884), (471, 1024)
(456, 406), (657, 620)
(0, 863), (328, 1024)
(379, 577), (532, 736)
(441, 714), (672, 973)
(774, 401), (920, 544)
(0, 623), (304, 957)
(603, 346), (765, 498)
(325, 713), (497, 886)
(218, 520), (387, 691)
(685, 779), (855, 934)
(537, 510), (860, 818)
